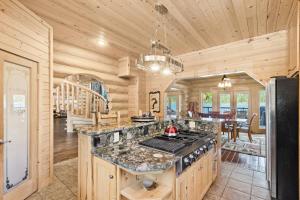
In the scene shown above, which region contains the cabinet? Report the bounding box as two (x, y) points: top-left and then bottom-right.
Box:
(176, 149), (217, 200)
(212, 151), (218, 181)
(93, 148), (218, 200)
(195, 154), (208, 200)
(93, 157), (117, 200)
(207, 150), (213, 185)
(175, 169), (186, 200)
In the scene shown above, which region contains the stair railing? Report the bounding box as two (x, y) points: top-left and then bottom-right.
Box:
(54, 80), (108, 120)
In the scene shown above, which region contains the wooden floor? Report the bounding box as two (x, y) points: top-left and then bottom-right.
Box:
(54, 118), (78, 163)
(221, 149), (266, 172)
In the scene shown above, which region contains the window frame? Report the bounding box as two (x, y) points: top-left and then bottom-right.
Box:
(200, 91), (213, 113)
(218, 92), (232, 114)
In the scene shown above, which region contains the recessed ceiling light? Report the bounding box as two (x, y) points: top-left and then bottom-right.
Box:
(98, 37), (107, 47)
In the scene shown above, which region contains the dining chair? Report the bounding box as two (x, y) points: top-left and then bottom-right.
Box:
(237, 113), (258, 142)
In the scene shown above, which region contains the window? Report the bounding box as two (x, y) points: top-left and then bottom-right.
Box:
(219, 93), (231, 113)
(201, 92), (213, 113)
(259, 90), (266, 128)
(166, 96), (178, 119)
(235, 92), (249, 119)
(91, 81), (108, 100)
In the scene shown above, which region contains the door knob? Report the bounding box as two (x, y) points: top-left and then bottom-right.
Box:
(0, 139), (11, 144)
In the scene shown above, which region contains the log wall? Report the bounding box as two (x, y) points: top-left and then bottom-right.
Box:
(146, 30), (289, 119)
(53, 40), (130, 119)
(0, 0), (53, 189)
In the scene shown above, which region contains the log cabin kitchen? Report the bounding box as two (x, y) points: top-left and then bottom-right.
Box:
(0, 0), (299, 200)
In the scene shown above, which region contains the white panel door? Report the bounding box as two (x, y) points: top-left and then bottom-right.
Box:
(0, 51), (38, 200)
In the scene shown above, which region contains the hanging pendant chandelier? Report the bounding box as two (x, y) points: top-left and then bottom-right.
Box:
(218, 75), (232, 89)
(136, 3), (184, 75)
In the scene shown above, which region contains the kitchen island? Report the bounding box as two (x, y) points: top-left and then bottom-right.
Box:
(78, 120), (221, 200)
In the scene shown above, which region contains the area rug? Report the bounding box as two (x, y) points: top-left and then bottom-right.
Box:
(221, 133), (266, 157)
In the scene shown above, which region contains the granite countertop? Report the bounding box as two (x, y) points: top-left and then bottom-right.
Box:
(77, 121), (159, 136)
(93, 135), (179, 173)
(87, 119), (218, 173)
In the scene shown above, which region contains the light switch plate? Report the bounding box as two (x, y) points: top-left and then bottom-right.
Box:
(113, 132), (119, 143)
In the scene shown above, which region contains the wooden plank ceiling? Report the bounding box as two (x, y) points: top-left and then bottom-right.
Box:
(20, 0), (296, 59)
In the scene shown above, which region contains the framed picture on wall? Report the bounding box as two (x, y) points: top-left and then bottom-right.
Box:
(149, 91), (160, 113)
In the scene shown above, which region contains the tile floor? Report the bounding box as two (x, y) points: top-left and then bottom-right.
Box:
(26, 158), (77, 200)
(204, 161), (271, 200)
(26, 156), (270, 200)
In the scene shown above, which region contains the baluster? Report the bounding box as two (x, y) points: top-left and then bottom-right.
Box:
(61, 82), (64, 111)
(71, 85), (74, 115)
(56, 86), (60, 113)
(85, 91), (89, 118)
(100, 99), (103, 113)
(96, 97), (99, 113)
(80, 89), (84, 115)
(66, 83), (69, 111)
(92, 94), (96, 113)
(76, 86), (79, 115)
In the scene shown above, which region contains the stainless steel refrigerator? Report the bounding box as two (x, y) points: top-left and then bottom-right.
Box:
(266, 77), (299, 200)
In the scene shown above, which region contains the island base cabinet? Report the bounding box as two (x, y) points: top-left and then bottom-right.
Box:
(92, 149), (218, 200)
(93, 157), (117, 200)
(176, 149), (216, 200)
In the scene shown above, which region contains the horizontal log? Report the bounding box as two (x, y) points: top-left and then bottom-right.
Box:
(53, 63), (129, 86)
(54, 40), (117, 66)
(54, 51), (118, 75)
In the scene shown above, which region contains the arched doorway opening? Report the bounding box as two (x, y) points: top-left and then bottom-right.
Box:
(53, 73), (110, 163)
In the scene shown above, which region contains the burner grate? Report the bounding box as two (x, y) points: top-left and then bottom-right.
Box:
(139, 138), (186, 153)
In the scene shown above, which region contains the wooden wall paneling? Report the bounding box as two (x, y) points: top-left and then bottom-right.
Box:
(145, 31), (288, 119)
(53, 41), (118, 66)
(287, 0), (300, 76)
(0, 0), (53, 190)
(49, 22), (54, 181)
(52, 41), (132, 120)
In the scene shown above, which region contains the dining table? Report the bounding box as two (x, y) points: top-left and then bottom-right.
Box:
(202, 117), (248, 142)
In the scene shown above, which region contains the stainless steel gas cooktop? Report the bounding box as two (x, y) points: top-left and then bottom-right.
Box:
(139, 130), (217, 175)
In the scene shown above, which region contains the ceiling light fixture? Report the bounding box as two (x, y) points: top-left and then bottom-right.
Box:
(98, 36), (107, 47)
(136, 3), (184, 75)
(218, 75), (232, 89)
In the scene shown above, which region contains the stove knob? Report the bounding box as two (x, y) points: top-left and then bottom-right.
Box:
(189, 154), (195, 161)
(183, 157), (191, 165)
(199, 148), (204, 152)
(194, 149), (200, 155)
(210, 140), (214, 144)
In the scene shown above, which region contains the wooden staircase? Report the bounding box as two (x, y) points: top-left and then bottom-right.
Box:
(54, 80), (120, 132)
